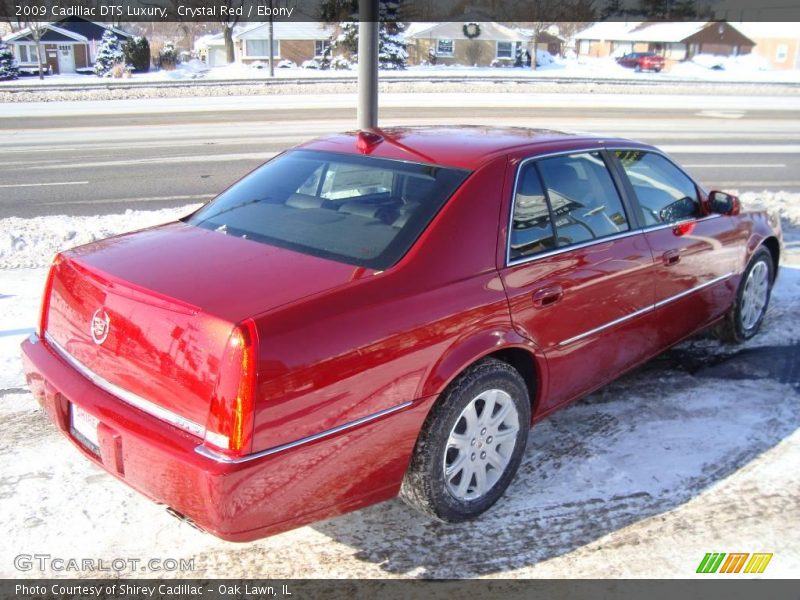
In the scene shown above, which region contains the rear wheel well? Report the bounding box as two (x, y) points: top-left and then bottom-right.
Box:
(484, 348), (539, 414)
(761, 237), (780, 280)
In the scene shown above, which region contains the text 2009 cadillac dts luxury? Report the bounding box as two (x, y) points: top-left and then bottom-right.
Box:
(21, 127), (782, 541)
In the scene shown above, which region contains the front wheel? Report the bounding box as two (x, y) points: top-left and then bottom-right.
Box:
(716, 247), (774, 343)
(400, 358), (530, 522)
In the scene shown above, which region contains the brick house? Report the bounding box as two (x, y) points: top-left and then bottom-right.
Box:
(199, 22), (334, 67)
(575, 21), (755, 69)
(3, 17), (131, 75)
(405, 22), (561, 67)
(737, 22), (800, 70)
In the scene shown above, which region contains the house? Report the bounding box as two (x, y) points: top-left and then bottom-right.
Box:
(575, 21), (755, 67)
(405, 22), (559, 66)
(736, 22), (800, 70)
(3, 16), (132, 74)
(198, 22), (334, 67)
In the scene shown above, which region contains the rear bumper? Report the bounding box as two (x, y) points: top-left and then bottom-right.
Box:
(21, 334), (426, 541)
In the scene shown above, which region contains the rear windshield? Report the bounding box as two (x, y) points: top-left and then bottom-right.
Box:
(185, 150), (470, 270)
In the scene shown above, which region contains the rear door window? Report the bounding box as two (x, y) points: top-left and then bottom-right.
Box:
(509, 152), (631, 261)
(614, 150), (701, 226)
(509, 164), (556, 260)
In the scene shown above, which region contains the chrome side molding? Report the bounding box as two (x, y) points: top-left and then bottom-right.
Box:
(194, 400), (415, 464)
(557, 272), (734, 348)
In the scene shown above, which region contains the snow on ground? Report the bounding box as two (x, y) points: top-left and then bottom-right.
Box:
(4, 91), (798, 117)
(3, 54), (800, 88)
(0, 193), (798, 578)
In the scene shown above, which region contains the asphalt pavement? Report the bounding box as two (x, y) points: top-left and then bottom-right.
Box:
(1, 96), (800, 218)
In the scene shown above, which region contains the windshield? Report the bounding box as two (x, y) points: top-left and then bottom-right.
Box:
(186, 150), (470, 270)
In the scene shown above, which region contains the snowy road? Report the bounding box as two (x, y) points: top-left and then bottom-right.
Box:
(2, 92), (800, 217)
(0, 196), (798, 578)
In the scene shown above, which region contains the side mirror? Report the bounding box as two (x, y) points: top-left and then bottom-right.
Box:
(708, 190), (740, 216)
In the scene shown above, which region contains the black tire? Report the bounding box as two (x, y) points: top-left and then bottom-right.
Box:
(400, 358), (531, 522)
(716, 247), (774, 344)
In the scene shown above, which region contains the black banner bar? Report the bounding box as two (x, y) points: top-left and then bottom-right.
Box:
(3, 0), (800, 22)
(3, 580), (800, 600)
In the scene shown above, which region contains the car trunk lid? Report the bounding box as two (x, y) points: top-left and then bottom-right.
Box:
(43, 221), (373, 436)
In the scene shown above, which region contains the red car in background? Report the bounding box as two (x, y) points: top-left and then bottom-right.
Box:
(617, 51), (666, 72)
(22, 127), (781, 541)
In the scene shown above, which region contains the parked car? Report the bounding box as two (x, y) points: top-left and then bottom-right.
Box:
(617, 51), (666, 72)
(22, 127), (782, 541)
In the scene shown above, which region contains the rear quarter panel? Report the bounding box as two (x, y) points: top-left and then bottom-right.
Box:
(247, 156), (528, 457)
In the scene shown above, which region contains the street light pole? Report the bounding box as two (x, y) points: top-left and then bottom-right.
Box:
(357, 1), (379, 130)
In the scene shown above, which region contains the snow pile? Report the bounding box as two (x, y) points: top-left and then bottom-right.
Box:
(670, 53), (777, 80)
(739, 191), (800, 229)
(157, 59), (211, 80)
(536, 49), (555, 67)
(0, 204), (200, 269)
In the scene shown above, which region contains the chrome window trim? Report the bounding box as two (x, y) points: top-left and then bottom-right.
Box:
(508, 228), (642, 267)
(556, 272), (734, 347)
(44, 333), (206, 438)
(506, 145), (716, 268)
(195, 400), (414, 464)
(505, 147), (635, 268)
(640, 213), (721, 234)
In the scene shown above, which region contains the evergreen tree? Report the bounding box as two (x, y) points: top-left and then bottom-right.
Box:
(671, 0), (699, 18)
(123, 36), (151, 73)
(638, 0), (670, 18)
(333, 20), (358, 57)
(0, 39), (18, 80)
(328, 0), (407, 70)
(602, 0), (624, 18)
(94, 30), (124, 77)
(378, 2), (407, 70)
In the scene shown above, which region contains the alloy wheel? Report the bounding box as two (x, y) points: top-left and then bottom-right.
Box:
(740, 261), (770, 331)
(443, 389), (520, 501)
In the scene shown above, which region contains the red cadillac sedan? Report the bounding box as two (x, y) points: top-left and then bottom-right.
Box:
(22, 127), (781, 541)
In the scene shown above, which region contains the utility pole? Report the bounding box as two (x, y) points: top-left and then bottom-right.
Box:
(357, 1), (379, 129)
(268, 0), (275, 77)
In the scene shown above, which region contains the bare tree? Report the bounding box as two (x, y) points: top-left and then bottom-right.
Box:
(513, 0), (596, 68)
(174, 21), (215, 53)
(464, 41), (486, 66)
(20, 20), (47, 79)
(219, 0), (243, 63)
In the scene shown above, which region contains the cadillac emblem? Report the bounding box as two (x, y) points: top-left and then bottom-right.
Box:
(90, 309), (110, 345)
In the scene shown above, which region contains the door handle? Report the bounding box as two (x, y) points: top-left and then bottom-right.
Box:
(532, 285), (564, 308)
(662, 249), (681, 266)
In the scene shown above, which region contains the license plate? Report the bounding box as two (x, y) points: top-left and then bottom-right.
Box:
(71, 404), (100, 450)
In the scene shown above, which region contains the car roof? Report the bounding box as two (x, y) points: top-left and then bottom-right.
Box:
(297, 126), (645, 171)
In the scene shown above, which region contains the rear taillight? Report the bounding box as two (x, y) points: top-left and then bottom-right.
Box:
(38, 254), (62, 338)
(203, 319), (258, 457)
